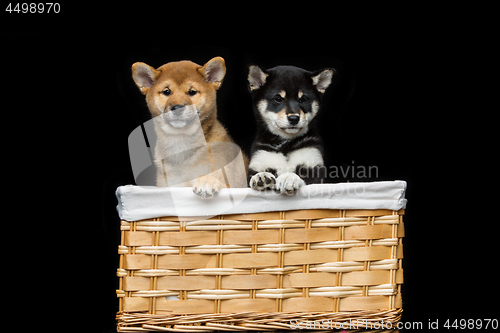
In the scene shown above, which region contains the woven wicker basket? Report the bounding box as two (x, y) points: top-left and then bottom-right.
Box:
(115, 182), (406, 332)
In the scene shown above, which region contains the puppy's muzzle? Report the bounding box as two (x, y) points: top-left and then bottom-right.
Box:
(162, 104), (197, 128)
(287, 114), (300, 125)
(171, 104), (185, 116)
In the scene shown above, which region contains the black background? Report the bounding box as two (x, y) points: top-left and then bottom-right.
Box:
(2, 4), (494, 332)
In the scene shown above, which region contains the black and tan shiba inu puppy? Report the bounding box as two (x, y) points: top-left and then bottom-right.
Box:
(132, 57), (248, 198)
(247, 65), (335, 195)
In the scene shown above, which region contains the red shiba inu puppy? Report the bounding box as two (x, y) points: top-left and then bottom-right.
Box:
(132, 57), (248, 198)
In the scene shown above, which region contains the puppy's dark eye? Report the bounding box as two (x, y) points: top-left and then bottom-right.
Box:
(298, 96), (308, 103)
(273, 96), (283, 103)
(187, 89), (197, 96)
(162, 89), (171, 96)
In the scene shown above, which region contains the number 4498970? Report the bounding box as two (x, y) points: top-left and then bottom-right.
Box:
(444, 318), (498, 330)
(6, 3), (60, 13)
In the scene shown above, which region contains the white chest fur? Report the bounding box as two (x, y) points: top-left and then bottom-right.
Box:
(249, 147), (324, 176)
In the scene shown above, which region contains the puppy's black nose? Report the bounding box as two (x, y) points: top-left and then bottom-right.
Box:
(171, 105), (185, 116)
(287, 114), (300, 125)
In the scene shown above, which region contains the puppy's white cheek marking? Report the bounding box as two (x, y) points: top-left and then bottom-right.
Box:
(249, 150), (288, 176)
(258, 99), (280, 130)
(198, 95), (206, 113)
(311, 101), (319, 116)
(257, 100), (268, 115)
(304, 101), (319, 124)
(153, 94), (165, 115)
(287, 147), (324, 169)
(257, 100), (272, 122)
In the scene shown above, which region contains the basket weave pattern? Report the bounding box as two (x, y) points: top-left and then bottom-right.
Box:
(116, 209), (404, 331)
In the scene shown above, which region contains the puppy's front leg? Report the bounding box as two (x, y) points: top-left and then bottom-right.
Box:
(275, 172), (305, 195)
(192, 172), (225, 198)
(249, 171), (276, 191)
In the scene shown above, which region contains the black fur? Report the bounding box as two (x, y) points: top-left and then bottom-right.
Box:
(247, 65), (335, 192)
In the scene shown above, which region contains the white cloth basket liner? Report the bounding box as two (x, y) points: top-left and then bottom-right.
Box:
(116, 181), (407, 221)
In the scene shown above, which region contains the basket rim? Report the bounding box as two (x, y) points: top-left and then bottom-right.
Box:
(116, 181), (407, 221)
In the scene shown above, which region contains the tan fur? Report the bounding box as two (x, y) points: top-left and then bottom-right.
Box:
(132, 57), (248, 197)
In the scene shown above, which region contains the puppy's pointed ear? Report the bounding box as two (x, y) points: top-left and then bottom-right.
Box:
(311, 68), (336, 94)
(248, 65), (268, 91)
(198, 57), (226, 90)
(132, 62), (161, 95)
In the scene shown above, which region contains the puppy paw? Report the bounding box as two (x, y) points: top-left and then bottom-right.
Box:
(249, 172), (276, 191)
(275, 172), (305, 195)
(192, 175), (224, 199)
